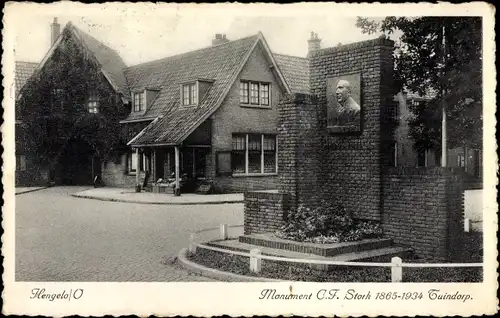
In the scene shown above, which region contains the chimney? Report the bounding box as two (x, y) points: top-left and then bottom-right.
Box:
(307, 31), (321, 54)
(51, 17), (60, 47)
(212, 33), (230, 46)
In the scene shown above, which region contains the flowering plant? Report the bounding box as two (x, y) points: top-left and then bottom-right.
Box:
(276, 197), (383, 243)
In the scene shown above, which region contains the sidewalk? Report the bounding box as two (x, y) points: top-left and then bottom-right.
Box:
(72, 187), (244, 205)
(16, 187), (47, 195)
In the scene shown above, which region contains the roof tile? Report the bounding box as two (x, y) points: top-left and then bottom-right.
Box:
(15, 61), (38, 96)
(273, 53), (310, 94)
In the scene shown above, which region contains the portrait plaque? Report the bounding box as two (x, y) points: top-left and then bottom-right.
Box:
(326, 73), (362, 133)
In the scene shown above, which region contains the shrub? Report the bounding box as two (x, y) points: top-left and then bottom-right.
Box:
(276, 198), (383, 243)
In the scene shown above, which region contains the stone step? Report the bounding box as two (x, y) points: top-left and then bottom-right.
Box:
(239, 233), (393, 257)
(204, 239), (413, 271)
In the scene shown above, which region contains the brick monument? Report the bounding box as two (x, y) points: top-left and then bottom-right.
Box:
(243, 36), (465, 262)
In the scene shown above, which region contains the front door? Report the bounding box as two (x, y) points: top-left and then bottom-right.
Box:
(58, 137), (94, 185)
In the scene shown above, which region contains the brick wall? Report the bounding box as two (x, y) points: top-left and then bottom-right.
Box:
(216, 175), (278, 193)
(307, 37), (396, 220)
(244, 191), (289, 235)
(208, 43), (284, 192)
(382, 167), (465, 261)
(101, 154), (144, 188)
(278, 93), (322, 208)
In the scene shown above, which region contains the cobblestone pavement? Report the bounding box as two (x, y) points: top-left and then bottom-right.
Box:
(15, 186), (243, 282)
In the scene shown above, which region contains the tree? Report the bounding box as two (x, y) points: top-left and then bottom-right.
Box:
(356, 17), (482, 151)
(17, 27), (127, 180)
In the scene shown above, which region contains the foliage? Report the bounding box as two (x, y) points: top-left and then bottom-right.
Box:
(275, 199), (383, 243)
(17, 27), (127, 170)
(356, 17), (482, 150)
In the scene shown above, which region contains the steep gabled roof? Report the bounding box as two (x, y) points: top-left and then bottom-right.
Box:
(71, 25), (130, 101)
(15, 61), (38, 96)
(274, 53), (310, 94)
(24, 22), (130, 101)
(128, 33), (291, 146)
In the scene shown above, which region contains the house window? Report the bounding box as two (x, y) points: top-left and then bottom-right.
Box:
(231, 134), (277, 175)
(133, 92), (145, 112)
(458, 154), (465, 167)
(240, 81), (271, 107)
(260, 83), (270, 106)
(87, 91), (99, 113)
(182, 82), (198, 106)
(263, 135), (276, 173)
(51, 88), (65, 109)
(248, 134), (262, 173)
(16, 155), (26, 171)
(128, 152), (147, 172)
(250, 83), (260, 104)
(239, 81), (249, 104)
(231, 135), (246, 174)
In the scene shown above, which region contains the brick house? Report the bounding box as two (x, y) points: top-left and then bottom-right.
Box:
(15, 18), (130, 186)
(394, 91), (483, 187)
(15, 19), (310, 192)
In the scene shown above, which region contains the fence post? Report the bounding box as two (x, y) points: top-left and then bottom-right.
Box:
(391, 256), (402, 283)
(220, 224), (228, 240)
(188, 233), (197, 254)
(250, 248), (262, 273)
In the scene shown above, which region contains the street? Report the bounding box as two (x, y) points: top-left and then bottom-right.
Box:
(15, 187), (243, 281)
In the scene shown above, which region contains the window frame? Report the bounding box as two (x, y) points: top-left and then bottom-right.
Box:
(181, 82), (199, 106)
(127, 151), (147, 173)
(231, 133), (277, 176)
(133, 91), (145, 112)
(239, 80), (271, 108)
(87, 91), (100, 114)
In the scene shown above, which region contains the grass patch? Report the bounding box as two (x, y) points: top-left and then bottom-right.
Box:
(187, 249), (482, 282)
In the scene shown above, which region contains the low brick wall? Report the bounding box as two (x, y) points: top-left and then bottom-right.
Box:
(382, 167), (465, 261)
(244, 191), (289, 235)
(216, 175), (278, 193)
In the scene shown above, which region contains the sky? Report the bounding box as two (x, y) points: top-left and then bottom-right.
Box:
(9, 3), (391, 66)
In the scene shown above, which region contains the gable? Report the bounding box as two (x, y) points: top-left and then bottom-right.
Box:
(24, 23), (129, 102)
(127, 34), (293, 146)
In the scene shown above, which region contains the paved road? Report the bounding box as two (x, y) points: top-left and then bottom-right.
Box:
(16, 186), (243, 282)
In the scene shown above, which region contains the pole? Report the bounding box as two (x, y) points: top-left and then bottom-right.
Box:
(175, 146), (180, 196)
(135, 147), (140, 192)
(441, 24), (447, 167)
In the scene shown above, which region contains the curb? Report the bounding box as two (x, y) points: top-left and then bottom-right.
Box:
(71, 194), (244, 205)
(15, 187), (49, 195)
(177, 248), (287, 282)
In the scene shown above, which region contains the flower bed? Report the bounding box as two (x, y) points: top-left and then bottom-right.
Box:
(187, 249), (482, 282)
(275, 199), (383, 243)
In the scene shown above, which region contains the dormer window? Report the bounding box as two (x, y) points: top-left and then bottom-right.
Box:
(182, 82), (198, 106)
(87, 91), (99, 113)
(133, 91), (145, 112)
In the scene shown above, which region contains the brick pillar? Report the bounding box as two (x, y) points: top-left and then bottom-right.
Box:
(278, 93), (322, 211)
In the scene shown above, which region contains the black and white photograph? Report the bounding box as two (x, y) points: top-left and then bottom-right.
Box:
(2, 2), (497, 317)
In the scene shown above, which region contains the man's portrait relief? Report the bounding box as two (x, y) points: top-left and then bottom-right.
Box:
(327, 74), (362, 132)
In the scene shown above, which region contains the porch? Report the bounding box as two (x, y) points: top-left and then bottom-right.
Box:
(132, 144), (211, 195)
